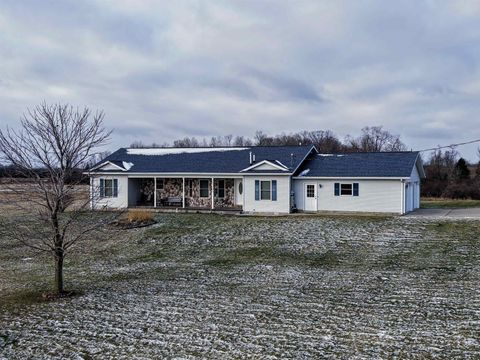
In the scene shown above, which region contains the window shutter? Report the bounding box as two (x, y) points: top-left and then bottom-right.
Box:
(100, 178), (105, 198)
(334, 182), (340, 196)
(255, 180), (260, 201)
(353, 183), (359, 196)
(113, 179), (118, 197)
(272, 180), (277, 201)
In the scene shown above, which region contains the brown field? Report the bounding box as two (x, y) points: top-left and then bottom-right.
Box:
(0, 183), (89, 211)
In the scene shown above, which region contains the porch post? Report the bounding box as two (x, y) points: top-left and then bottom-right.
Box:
(182, 177), (185, 208)
(211, 177), (214, 210)
(154, 177), (157, 208)
(90, 176), (94, 210)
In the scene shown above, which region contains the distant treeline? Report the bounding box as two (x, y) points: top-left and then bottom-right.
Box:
(422, 149), (480, 199)
(0, 166), (89, 184)
(0, 151), (112, 184)
(131, 126), (407, 153)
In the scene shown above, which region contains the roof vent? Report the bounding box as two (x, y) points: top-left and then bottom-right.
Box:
(253, 154), (256, 163)
(249, 151), (253, 165)
(290, 153), (295, 167)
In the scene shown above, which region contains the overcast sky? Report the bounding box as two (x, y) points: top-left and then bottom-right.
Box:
(1, 0), (480, 160)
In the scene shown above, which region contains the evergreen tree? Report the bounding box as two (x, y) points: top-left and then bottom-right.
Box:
(454, 158), (470, 181)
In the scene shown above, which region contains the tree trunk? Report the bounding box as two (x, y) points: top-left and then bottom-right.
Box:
(55, 250), (64, 294)
(52, 210), (65, 294)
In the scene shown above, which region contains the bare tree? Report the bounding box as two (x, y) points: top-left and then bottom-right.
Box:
(304, 130), (344, 153)
(0, 103), (112, 295)
(209, 136), (222, 147)
(173, 137), (200, 148)
(130, 140), (146, 148)
(345, 126), (406, 152)
(224, 134), (233, 146)
(233, 135), (246, 146)
(254, 131), (274, 146)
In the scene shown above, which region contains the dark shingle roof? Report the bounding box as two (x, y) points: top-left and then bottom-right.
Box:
(93, 145), (314, 174)
(295, 152), (422, 178)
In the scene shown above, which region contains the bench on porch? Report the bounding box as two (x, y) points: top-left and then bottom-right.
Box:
(162, 196), (183, 207)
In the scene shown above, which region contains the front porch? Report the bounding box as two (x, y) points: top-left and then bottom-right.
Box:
(127, 177), (243, 211)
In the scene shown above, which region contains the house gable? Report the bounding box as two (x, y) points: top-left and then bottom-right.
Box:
(240, 160), (289, 172)
(90, 161), (131, 172)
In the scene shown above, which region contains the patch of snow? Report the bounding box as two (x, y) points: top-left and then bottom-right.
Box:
(275, 160), (289, 169)
(122, 161), (134, 170)
(318, 154), (344, 157)
(299, 169), (310, 176)
(126, 148), (250, 156)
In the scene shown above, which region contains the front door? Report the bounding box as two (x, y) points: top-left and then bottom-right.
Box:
(234, 179), (243, 206)
(304, 183), (317, 211)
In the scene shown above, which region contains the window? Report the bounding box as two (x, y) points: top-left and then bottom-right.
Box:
(100, 178), (118, 198)
(255, 180), (277, 201)
(217, 180), (225, 198)
(156, 179), (164, 190)
(238, 181), (243, 195)
(306, 184), (315, 198)
(260, 181), (271, 200)
(188, 180), (193, 197)
(200, 179), (209, 198)
(340, 183), (352, 196)
(334, 182), (359, 197)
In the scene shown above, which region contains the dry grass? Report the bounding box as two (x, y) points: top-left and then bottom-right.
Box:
(0, 183), (89, 211)
(126, 209), (153, 223)
(421, 197), (480, 208)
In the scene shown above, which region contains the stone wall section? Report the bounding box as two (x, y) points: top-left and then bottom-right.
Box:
(155, 178), (182, 207)
(186, 179), (211, 208)
(154, 178), (237, 208)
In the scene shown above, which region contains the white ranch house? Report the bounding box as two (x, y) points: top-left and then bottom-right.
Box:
(88, 145), (425, 215)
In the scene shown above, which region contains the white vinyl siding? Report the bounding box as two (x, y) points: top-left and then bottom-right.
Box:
(97, 162), (123, 171)
(252, 163), (281, 171)
(243, 176), (290, 213)
(91, 175), (128, 209)
(294, 179), (403, 214)
(405, 165), (421, 212)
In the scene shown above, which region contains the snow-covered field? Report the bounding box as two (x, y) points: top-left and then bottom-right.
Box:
(1, 213), (479, 358)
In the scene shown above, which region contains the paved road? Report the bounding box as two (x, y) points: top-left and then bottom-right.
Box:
(408, 208), (480, 219)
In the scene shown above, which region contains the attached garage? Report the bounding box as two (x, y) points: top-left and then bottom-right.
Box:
(293, 152), (425, 215)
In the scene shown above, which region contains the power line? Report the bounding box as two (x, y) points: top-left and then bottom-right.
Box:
(417, 138), (480, 152)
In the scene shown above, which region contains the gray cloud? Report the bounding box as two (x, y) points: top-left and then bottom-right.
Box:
(1, 0), (480, 160)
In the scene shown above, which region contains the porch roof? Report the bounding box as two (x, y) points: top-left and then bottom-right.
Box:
(90, 145), (315, 174)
